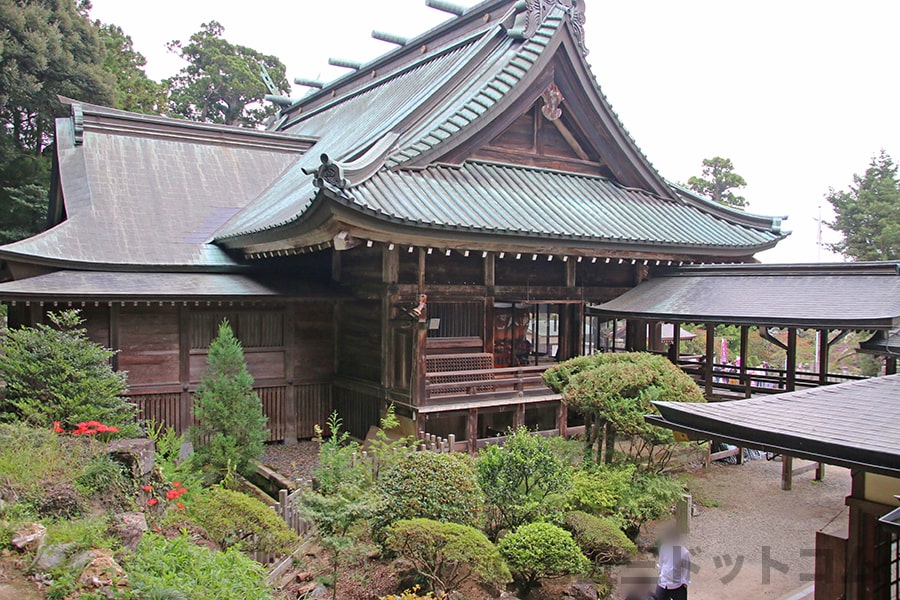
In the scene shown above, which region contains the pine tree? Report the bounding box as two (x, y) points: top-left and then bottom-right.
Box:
(827, 150), (900, 261)
(190, 320), (268, 482)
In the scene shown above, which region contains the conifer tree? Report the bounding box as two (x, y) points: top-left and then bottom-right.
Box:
(190, 320), (268, 482)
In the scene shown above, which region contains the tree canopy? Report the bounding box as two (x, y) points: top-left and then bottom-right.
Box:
(687, 156), (748, 209)
(165, 21), (288, 127)
(827, 150), (900, 261)
(96, 22), (166, 114)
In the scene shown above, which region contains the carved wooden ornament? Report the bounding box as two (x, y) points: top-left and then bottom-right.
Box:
(541, 83), (564, 121)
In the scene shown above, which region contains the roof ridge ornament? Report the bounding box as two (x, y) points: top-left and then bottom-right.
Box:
(302, 154), (350, 192)
(503, 0), (588, 56)
(72, 102), (84, 146)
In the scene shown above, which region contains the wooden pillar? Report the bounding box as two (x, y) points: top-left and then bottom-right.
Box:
(29, 303), (43, 325)
(514, 403), (526, 429)
(781, 455), (793, 491)
(704, 323), (715, 399)
(815, 462), (825, 481)
(818, 329), (830, 385)
(557, 402), (568, 438)
(109, 303), (120, 372)
(886, 356), (897, 376)
(739, 325), (749, 397)
(283, 304), (297, 444)
(647, 321), (663, 352)
(412, 320), (428, 407)
(484, 252), (495, 355)
(467, 408), (478, 454)
(672, 322), (681, 363)
(417, 247), (426, 295)
(845, 470), (865, 600)
(786, 327), (797, 392)
(626, 319), (647, 351)
(331, 249), (342, 282)
(178, 305), (192, 435)
(381, 245), (399, 391)
(565, 258), (577, 288)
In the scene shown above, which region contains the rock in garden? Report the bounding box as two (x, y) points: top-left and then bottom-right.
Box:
(308, 584), (330, 599)
(296, 571), (314, 582)
(76, 550), (127, 588)
(11, 523), (46, 551)
(562, 579), (599, 600)
(110, 511), (148, 550)
(33, 542), (77, 571)
(498, 592), (522, 600)
(107, 438), (155, 476)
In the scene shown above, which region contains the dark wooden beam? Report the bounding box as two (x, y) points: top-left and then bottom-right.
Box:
(786, 328), (798, 392)
(283, 304), (297, 444)
(705, 323), (715, 399)
(109, 303), (120, 372)
(178, 305), (192, 434)
(818, 329), (830, 385)
(739, 325), (749, 397)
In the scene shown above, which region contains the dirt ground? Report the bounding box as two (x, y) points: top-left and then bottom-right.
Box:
(610, 457), (850, 600)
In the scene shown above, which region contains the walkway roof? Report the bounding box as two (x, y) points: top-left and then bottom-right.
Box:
(593, 262), (900, 329)
(649, 374), (900, 477)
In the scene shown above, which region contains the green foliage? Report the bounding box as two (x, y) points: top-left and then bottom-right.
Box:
(614, 471), (684, 541)
(45, 516), (117, 551)
(302, 412), (379, 600)
(0, 310), (135, 433)
(190, 320), (268, 483)
(474, 427), (571, 537)
(384, 518), (511, 594)
(127, 533), (272, 600)
(188, 487), (297, 555)
(547, 352), (703, 470)
(827, 150), (900, 260)
(498, 522), (589, 596)
(380, 452), (483, 529)
(0, 0), (116, 243)
(165, 21), (288, 127)
(0, 422), (90, 497)
(74, 454), (129, 502)
(96, 22), (165, 114)
(687, 156), (748, 209)
(562, 511), (636, 567)
(566, 465), (632, 515)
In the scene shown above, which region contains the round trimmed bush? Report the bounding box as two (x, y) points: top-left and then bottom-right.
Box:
(498, 521), (589, 595)
(380, 452), (483, 528)
(562, 510), (636, 566)
(189, 487), (297, 555)
(385, 518), (510, 594)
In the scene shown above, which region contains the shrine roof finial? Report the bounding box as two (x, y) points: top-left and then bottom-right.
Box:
(503, 0), (588, 56)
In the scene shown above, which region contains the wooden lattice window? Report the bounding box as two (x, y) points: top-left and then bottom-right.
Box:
(426, 353), (494, 396)
(190, 309), (285, 350)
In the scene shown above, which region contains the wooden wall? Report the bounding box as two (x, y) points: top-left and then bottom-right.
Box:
(68, 302), (336, 442)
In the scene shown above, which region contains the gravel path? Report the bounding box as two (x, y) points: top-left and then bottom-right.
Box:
(261, 442), (320, 488)
(612, 458), (850, 600)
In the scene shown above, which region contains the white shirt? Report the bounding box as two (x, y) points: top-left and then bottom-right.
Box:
(658, 542), (691, 589)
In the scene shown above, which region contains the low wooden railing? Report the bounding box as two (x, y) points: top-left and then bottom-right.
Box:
(680, 359), (866, 398)
(424, 364), (552, 404)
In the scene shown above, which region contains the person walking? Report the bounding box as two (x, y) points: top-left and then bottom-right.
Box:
(655, 527), (690, 600)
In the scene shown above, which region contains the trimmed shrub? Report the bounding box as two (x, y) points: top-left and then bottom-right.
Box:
(615, 471), (684, 541)
(189, 487), (297, 555)
(498, 522), (589, 596)
(562, 511), (636, 566)
(474, 427), (571, 538)
(190, 320), (268, 483)
(545, 352), (704, 470)
(380, 452), (482, 529)
(566, 465), (633, 514)
(127, 533), (271, 600)
(385, 518), (510, 594)
(0, 310), (136, 435)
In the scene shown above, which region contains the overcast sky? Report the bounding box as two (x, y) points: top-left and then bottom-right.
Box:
(87, 0), (900, 264)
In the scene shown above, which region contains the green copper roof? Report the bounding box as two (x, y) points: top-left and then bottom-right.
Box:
(349, 162), (783, 250)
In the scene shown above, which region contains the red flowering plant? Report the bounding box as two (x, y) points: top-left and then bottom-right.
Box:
(140, 481), (189, 524)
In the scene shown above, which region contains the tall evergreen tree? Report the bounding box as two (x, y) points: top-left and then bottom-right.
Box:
(96, 22), (165, 114)
(827, 150), (900, 261)
(687, 156), (748, 209)
(190, 320), (268, 482)
(165, 21), (288, 127)
(0, 0), (116, 243)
